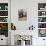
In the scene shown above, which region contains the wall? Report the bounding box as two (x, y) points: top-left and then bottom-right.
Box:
(0, 0), (8, 3)
(11, 0), (38, 30)
(11, 0), (46, 46)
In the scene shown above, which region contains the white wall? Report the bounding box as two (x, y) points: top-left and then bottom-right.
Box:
(11, 0), (38, 45)
(11, 0), (38, 30)
(0, 0), (8, 3)
(11, 0), (46, 46)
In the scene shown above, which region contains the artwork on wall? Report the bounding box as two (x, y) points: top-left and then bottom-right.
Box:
(0, 3), (8, 10)
(0, 11), (8, 16)
(38, 29), (46, 37)
(0, 23), (8, 37)
(38, 23), (46, 28)
(18, 9), (27, 21)
(0, 3), (8, 37)
(38, 3), (46, 10)
(38, 17), (46, 22)
(38, 3), (46, 37)
(0, 17), (8, 22)
(29, 25), (35, 30)
(38, 11), (46, 16)
(11, 23), (16, 30)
